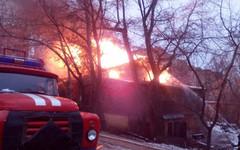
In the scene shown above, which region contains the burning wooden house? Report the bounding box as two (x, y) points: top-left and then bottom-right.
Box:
(37, 40), (207, 142)
(99, 78), (206, 141)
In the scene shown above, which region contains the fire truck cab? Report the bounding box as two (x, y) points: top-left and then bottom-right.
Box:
(0, 51), (100, 150)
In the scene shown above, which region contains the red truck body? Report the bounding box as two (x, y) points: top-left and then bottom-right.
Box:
(0, 54), (100, 150)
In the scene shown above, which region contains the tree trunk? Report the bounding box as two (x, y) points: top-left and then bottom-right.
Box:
(84, 1), (97, 110)
(121, 0), (139, 84)
(145, 36), (159, 82)
(206, 128), (212, 150)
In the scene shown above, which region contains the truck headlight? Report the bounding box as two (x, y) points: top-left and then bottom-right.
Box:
(87, 129), (97, 141)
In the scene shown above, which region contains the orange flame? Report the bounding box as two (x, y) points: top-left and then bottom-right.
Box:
(99, 39), (149, 79)
(43, 44), (82, 78)
(100, 39), (129, 69)
(108, 70), (120, 79)
(159, 70), (171, 84)
(46, 39), (174, 83)
(68, 45), (81, 66)
(43, 50), (68, 78)
(145, 70), (172, 84)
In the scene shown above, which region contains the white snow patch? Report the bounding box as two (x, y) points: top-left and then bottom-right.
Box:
(99, 124), (240, 150)
(213, 123), (239, 146)
(148, 142), (191, 150)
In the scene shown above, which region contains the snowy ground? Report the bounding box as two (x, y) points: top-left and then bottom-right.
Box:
(97, 123), (240, 150)
(211, 123), (239, 149)
(98, 131), (192, 150)
(98, 142), (190, 150)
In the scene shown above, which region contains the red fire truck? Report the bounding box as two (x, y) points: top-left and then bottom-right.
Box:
(0, 50), (100, 150)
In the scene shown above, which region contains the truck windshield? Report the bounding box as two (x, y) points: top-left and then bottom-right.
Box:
(0, 72), (58, 96)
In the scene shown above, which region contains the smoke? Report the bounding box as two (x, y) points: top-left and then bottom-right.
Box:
(6, 0), (40, 16)
(42, 49), (68, 79)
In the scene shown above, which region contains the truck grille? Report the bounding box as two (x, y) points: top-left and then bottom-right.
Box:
(2, 111), (83, 150)
(25, 118), (70, 140)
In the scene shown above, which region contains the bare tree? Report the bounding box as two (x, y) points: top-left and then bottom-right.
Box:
(103, 0), (139, 84)
(0, 0), (107, 110)
(138, 0), (159, 82)
(137, 0), (189, 83)
(175, 0), (240, 149)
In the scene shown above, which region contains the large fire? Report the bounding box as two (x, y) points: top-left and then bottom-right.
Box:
(45, 39), (173, 84)
(108, 70), (120, 79)
(99, 40), (173, 84)
(100, 40), (129, 69)
(43, 44), (82, 78)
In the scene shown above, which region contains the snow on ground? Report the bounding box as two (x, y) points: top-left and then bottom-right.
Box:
(98, 123), (240, 150)
(211, 123), (239, 149)
(98, 143), (133, 150)
(145, 142), (190, 150)
(98, 131), (192, 150)
(98, 140), (191, 150)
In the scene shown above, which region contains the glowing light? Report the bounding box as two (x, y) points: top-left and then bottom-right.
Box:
(159, 70), (171, 84)
(43, 44), (82, 79)
(108, 70), (120, 79)
(69, 45), (81, 66)
(145, 71), (154, 81)
(145, 70), (172, 84)
(100, 40), (129, 68)
(43, 50), (68, 78)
